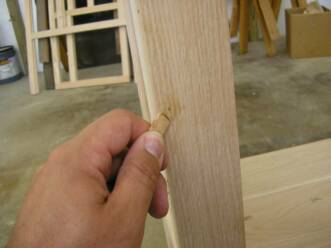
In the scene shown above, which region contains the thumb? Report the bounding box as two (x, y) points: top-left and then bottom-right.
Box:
(107, 131), (165, 223)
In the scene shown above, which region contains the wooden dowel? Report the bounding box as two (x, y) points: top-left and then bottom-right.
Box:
(149, 113), (171, 136)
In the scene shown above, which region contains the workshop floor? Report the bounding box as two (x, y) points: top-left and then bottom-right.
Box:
(1, 40), (331, 247)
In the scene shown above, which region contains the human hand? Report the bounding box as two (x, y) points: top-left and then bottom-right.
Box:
(7, 109), (168, 248)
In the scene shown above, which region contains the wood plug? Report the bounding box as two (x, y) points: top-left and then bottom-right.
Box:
(149, 112), (171, 136)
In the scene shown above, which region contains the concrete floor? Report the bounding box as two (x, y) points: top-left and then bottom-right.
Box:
(0, 40), (331, 247)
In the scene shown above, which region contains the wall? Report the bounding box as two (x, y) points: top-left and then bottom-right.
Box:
(0, 1), (19, 51)
(0, 0), (41, 72)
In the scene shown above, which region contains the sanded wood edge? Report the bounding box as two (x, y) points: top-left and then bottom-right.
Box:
(122, 0), (151, 120)
(123, 1), (181, 247)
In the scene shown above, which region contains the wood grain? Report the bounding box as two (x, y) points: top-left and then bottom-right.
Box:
(291, 0), (299, 8)
(242, 139), (331, 248)
(66, 0), (79, 82)
(55, 75), (130, 90)
(252, 0), (277, 56)
(36, 0), (50, 63)
(240, 0), (249, 54)
(48, 0), (62, 86)
(230, 0), (240, 38)
(297, 0), (308, 8)
(125, 0), (246, 247)
(272, 0), (282, 20)
(32, 19), (125, 39)
(258, 0), (281, 41)
(25, 0), (39, 94)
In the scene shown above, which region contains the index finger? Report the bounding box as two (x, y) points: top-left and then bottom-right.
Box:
(80, 109), (150, 156)
(61, 109), (150, 179)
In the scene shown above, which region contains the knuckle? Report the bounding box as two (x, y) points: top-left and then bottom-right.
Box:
(47, 145), (67, 163)
(126, 156), (160, 190)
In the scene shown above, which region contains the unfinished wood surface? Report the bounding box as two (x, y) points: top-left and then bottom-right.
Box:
(230, 0), (240, 38)
(242, 139), (331, 248)
(122, 0), (150, 120)
(56, 1), (69, 72)
(66, 0), (78, 82)
(248, 0), (260, 41)
(25, 0), (39, 94)
(55, 75), (130, 90)
(48, 0), (62, 86)
(32, 19), (125, 39)
(36, 0), (50, 63)
(252, 0), (277, 56)
(118, 0), (131, 79)
(272, 0), (282, 20)
(7, 0), (28, 74)
(126, 0), (245, 247)
(240, 0), (249, 54)
(297, 0), (308, 8)
(291, 0), (299, 8)
(258, 0), (281, 41)
(44, 62), (55, 90)
(88, 0), (94, 7)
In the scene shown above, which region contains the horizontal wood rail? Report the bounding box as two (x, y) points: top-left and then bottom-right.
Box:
(56, 75), (130, 90)
(67, 2), (119, 16)
(32, 19), (125, 39)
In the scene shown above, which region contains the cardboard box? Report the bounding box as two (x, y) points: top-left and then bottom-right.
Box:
(286, 8), (331, 58)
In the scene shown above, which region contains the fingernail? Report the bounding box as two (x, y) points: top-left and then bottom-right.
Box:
(144, 131), (165, 162)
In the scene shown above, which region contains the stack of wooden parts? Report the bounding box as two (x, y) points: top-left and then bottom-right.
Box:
(230, 0), (282, 56)
(304, 1), (324, 14)
(25, 0), (131, 95)
(291, 0), (308, 8)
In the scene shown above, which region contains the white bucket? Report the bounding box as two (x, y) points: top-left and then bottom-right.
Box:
(0, 46), (23, 84)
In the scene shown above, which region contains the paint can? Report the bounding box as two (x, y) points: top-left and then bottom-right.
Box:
(0, 46), (23, 84)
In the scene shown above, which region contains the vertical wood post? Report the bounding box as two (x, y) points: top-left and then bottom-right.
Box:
(124, 0), (246, 247)
(24, 0), (39, 94)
